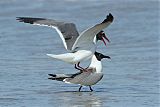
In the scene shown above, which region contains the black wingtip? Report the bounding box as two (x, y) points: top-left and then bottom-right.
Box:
(48, 77), (57, 80)
(102, 13), (114, 23)
(107, 13), (114, 22)
(16, 17), (45, 24)
(16, 17), (22, 22)
(48, 74), (56, 77)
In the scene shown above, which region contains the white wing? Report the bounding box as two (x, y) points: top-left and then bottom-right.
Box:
(72, 13), (114, 51)
(16, 17), (79, 51)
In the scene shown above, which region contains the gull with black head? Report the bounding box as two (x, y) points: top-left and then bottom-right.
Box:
(48, 52), (111, 92)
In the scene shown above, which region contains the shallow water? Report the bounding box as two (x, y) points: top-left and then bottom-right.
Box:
(0, 0), (159, 107)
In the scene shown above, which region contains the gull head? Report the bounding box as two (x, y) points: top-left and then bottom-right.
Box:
(94, 51), (111, 61)
(96, 30), (110, 46)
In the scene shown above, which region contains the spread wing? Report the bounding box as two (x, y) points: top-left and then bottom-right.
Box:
(72, 13), (114, 51)
(16, 17), (79, 51)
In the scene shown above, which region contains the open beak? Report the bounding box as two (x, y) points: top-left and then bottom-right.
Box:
(103, 34), (110, 43)
(102, 34), (110, 46)
(102, 37), (107, 46)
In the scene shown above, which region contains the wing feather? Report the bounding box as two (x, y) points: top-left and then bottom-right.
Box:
(16, 17), (79, 51)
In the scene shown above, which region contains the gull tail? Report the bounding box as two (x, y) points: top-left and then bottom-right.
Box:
(46, 53), (75, 64)
(47, 54), (59, 59)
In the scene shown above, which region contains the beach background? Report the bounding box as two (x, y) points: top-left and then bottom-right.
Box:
(0, 0), (159, 107)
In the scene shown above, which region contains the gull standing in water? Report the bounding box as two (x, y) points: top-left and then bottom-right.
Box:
(16, 13), (113, 70)
(48, 52), (111, 92)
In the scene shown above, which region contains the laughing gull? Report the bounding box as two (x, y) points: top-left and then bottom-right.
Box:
(48, 52), (111, 92)
(16, 13), (113, 70)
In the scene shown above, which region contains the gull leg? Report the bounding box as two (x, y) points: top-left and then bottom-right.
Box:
(77, 62), (85, 70)
(79, 86), (82, 92)
(77, 62), (87, 72)
(89, 86), (93, 92)
(74, 64), (83, 71)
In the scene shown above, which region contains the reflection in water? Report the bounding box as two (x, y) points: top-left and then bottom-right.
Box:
(50, 91), (103, 107)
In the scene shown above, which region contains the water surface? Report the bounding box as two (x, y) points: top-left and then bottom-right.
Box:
(0, 0), (159, 107)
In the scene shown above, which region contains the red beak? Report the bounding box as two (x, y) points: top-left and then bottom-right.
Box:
(103, 34), (110, 43)
(102, 37), (107, 46)
(102, 34), (110, 46)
